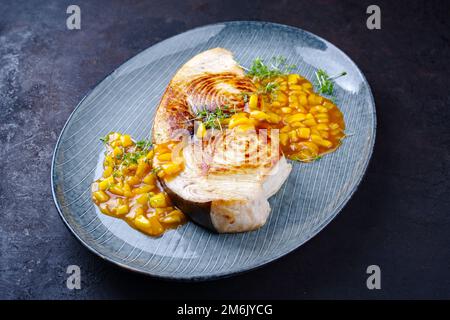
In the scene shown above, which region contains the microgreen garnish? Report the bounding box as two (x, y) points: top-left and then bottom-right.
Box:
(122, 152), (143, 164)
(107, 183), (116, 190)
(315, 69), (347, 96)
(118, 139), (152, 165)
(246, 56), (296, 81)
(246, 56), (296, 80)
(263, 81), (279, 94)
(100, 134), (109, 144)
(242, 56), (295, 101)
(194, 105), (236, 130)
(136, 139), (152, 152)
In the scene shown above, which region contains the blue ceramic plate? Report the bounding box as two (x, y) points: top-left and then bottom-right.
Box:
(52, 21), (376, 280)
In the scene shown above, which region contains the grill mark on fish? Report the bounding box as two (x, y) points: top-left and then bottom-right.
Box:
(151, 48), (292, 233)
(185, 72), (255, 114)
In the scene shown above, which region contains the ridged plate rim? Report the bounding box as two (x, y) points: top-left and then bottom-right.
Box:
(51, 21), (376, 281)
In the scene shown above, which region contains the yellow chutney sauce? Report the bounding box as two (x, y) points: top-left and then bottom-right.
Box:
(91, 133), (185, 237)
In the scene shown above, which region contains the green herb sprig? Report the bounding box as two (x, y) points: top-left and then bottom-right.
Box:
(121, 151), (143, 164)
(136, 139), (153, 152)
(115, 138), (152, 165)
(315, 69), (347, 96)
(245, 56), (296, 81)
(241, 80), (279, 101)
(100, 133), (110, 144)
(194, 105), (236, 130)
(263, 81), (279, 94)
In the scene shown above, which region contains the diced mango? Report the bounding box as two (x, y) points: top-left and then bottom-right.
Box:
(320, 131), (329, 139)
(109, 185), (124, 196)
(229, 116), (251, 129)
(272, 101), (281, 107)
(250, 110), (268, 121)
(279, 133), (289, 146)
(120, 134), (133, 147)
(316, 124), (329, 131)
(157, 153), (172, 162)
(113, 146), (123, 158)
(103, 166), (113, 178)
(308, 94), (323, 105)
(288, 74), (300, 84)
(294, 141), (319, 161)
(123, 183), (132, 197)
(110, 139), (121, 147)
(98, 176), (114, 191)
(136, 193), (149, 205)
(116, 204), (129, 216)
(161, 162), (182, 176)
(249, 94), (258, 110)
(160, 210), (184, 224)
(318, 138), (333, 148)
(134, 215), (164, 236)
(133, 184), (154, 195)
(299, 95), (308, 106)
(286, 113), (306, 123)
(289, 84), (303, 91)
(104, 156), (114, 167)
(235, 124), (255, 133)
(125, 175), (141, 186)
(288, 95), (298, 104)
(143, 173), (156, 185)
(288, 130), (299, 142)
(136, 160), (150, 178)
(316, 113), (329, 119)
(146, 150), (154, 160)
(196, 122), (207, 138)
(311, 134), (324, 144)
(297, 127), (311, 139)
(302, 118), (317, 127)
(134, 206), (145, 218)
(312, 105), (328, 113)
(99, 203), (110, 215)
(267, 112), (281, 124)
(149, 193), (168, 208)
(302, 82), (313, 89)
(276, 92), (288, 103)
(290, 122), (305, 128)
(93, 191), (109, 203)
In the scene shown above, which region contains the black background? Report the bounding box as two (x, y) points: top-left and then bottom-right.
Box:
(0, 0), (449, 299)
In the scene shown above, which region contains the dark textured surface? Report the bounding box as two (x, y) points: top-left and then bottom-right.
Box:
(0, 0), (449, 299)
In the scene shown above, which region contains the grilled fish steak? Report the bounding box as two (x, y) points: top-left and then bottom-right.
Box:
(152, 48), (292, 233)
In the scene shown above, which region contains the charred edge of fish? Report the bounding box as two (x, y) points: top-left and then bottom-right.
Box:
(160, 179), (217, 233)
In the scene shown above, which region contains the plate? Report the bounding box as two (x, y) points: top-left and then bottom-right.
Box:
(52, 21), (376, 280)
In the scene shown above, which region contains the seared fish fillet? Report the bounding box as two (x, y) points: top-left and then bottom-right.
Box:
(152, 48), (292, 233)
